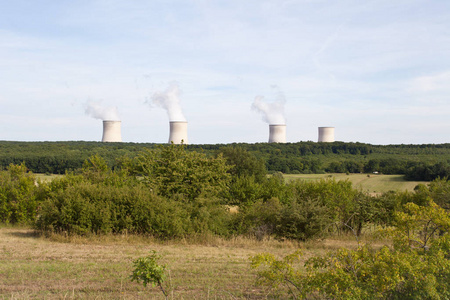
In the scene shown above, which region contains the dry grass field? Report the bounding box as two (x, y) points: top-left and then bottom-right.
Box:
(283, 173), (426, 194)
(0, 226), (370, 299)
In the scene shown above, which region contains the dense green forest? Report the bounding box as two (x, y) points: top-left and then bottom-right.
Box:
(1, 140), (450, 181)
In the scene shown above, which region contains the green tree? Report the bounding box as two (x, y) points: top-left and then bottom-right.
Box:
(81, 154), (134, 187)
(0, 163), (44, 224)
(226, 175), (264, 205)
(413, 178), (450, 210)
(287, 179), (361, 234)
(219, 146), (267, 182)
(130, 145), (231, 202)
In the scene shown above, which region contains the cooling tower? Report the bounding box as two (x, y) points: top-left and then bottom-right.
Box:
(318, 127), (335, 142)
(169, 121), (188, 144)
(269, 124), (286, 143)
(102, 120), (122, 142)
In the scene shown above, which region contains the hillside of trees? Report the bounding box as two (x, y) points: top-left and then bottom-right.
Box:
(1, 140), (450, 181)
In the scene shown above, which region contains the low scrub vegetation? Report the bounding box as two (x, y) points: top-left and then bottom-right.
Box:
(0, 145), (448, 242)
(251, 199), (450, 299)
(0, 144), (450, 298)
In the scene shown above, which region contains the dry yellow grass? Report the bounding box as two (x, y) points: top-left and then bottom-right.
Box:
(0, 227), (288, 299)
(0, 227), (369, 299)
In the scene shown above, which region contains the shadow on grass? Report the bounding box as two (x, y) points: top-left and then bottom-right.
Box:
(387, 176), (407, 182)
(5, 230), (41, 239)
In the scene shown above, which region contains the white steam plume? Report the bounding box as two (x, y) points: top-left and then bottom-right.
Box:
(150, 82), (186, 121)
(84, 101), (120, 121)
(251, 86), (286, 124)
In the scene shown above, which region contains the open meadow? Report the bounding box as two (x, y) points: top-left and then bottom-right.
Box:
(0, 227), (366, 299)
(283, 173), (426, 194)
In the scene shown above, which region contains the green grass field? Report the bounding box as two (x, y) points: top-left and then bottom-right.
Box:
(283, 173), (427, 194)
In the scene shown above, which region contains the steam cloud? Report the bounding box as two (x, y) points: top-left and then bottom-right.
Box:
(151, 82), (186, 121)
(84, 101), (120, 121)
(251, 87), (286, 125)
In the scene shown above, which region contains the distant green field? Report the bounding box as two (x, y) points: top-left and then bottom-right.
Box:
(35, 174), (63, 182)
(283, 173), (427, 194)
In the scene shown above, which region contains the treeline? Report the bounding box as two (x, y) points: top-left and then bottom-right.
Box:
(1, 145), (450, 242)
(1, 141), (450, 180)
(0, 141), (151, 174)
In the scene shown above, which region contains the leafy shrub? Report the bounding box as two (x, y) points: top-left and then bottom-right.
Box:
(0, 164), (44, 224)
(413, 178), (450, 210)
(128, 145), (231, 202)
(235, 197), (282, 239)
(131, 251), (168, 298)
(286, 179), (381, 235)
(260, 172), (288, 203)
(275, 197), (331, 241)
(219, 146), (267, 183)
(226, 175), (263, 205)
(36, 154), (233, 238)
(36, 181), (189, 237)
(251, 199), (450, 299)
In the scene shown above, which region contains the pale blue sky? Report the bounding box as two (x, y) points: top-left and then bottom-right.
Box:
(1, 0), (449, 144)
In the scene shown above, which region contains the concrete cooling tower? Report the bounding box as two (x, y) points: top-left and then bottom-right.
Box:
(269, 124), (286, 143)
(102, 120), (122, 142)
(318, 127), (335, 142)
(169, 121), (188, 144)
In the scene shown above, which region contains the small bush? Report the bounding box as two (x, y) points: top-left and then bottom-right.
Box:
(275, 198), (331, 241)
(131, 251), (168, 298)
(235, 198), (282, 239)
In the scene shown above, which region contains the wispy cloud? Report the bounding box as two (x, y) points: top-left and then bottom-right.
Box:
(0, 0), (449, 143)
(410, 71), (450, 93)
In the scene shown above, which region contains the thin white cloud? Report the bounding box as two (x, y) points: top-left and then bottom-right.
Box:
(0, 0), (449, 143)
(410, 71), (450, 93)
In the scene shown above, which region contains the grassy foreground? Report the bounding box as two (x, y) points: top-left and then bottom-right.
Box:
(0, 226), (365, 299)
(283, 173), (426, 194)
